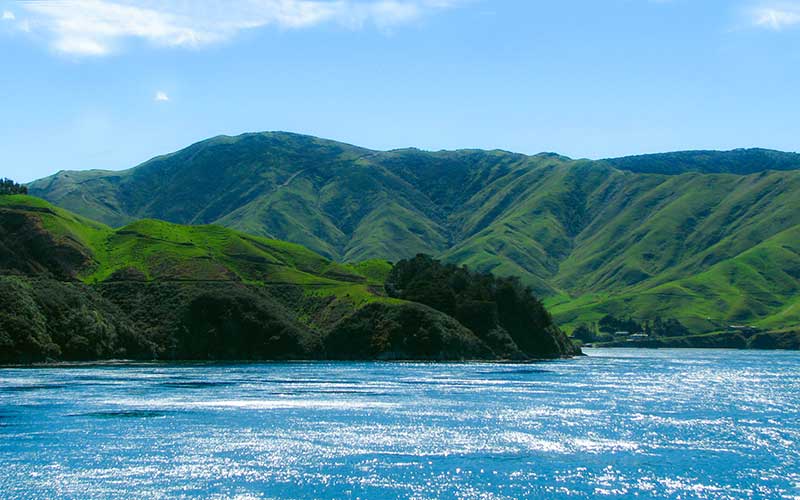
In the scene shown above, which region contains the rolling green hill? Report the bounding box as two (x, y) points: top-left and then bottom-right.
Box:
(27, 132), (800, 334)
(0, 194), (372, 291)
(0, 195), (577, 362)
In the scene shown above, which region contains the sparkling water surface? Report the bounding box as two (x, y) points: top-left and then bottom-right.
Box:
(1, 348), (799, 499)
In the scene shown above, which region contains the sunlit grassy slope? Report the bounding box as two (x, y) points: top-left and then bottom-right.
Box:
(0, 195), (393, 307)
(0, 194), (110, 248)
(549, 225), (800, 331)
(28, 132), (800, 331)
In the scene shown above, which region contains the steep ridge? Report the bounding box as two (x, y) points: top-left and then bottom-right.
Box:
(27, 132), (800, 332)
(604, 148), (800, 175)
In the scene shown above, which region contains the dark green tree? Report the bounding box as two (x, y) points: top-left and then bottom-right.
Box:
(572, 324), (596, 342)
(0, 178), (28, 195)
(386, 254), (574, 358)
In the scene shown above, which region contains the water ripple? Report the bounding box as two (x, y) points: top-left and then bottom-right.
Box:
(1, 348), (799, 499)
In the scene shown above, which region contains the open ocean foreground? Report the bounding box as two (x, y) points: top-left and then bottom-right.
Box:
(1, 348), (798, 499)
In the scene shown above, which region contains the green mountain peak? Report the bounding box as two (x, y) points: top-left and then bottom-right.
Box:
(26, 133), (800, 334)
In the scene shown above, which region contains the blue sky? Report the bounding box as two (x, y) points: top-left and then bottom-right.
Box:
(1, 0), (799, 182)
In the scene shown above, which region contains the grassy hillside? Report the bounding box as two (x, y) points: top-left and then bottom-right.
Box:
(0, 195), (369, 290)
(1, 195), (577, 362)
(29, 133), (452, 262)
(27, 132), (800, 333)
(549, 224), (800, 331)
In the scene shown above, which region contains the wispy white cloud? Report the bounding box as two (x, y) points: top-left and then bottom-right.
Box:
(17, 0), (462, 56)
(154, 90), (169, 102)
(749, 3), (800, 30)
(1, 10), (15, 20)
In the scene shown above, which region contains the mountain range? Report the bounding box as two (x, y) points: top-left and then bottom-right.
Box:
(28, 132), (800, 333)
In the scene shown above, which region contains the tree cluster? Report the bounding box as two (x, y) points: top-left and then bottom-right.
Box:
(324, 302), (493, 361)
(572, 314), (690, 343)
(0, 277), (147, 363)
(0, 277), (320, 363)
(385, 254), (575, 358)
(0, 178), (28, 195)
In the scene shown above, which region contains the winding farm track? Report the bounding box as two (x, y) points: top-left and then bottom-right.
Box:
(278, 169), (305, 189)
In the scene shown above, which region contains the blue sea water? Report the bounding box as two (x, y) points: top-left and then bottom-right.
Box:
(1, 348), (798, 499)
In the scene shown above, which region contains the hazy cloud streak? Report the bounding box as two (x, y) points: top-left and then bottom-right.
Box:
(19, 0), (461, 56)
(749, 3), (800, 30)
